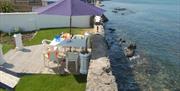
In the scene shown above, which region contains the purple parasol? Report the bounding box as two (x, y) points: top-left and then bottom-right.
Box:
(35, 0), (105, 34)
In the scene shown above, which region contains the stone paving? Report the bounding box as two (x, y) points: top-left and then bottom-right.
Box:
(1, 45), (78, 74)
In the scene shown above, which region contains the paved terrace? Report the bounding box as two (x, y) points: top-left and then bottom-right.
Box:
(2, 45), (77, 74)
(1, 28), (96, 74)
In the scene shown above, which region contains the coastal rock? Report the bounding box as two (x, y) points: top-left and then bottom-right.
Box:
(100, 4), (105, 7)
(124, 47), (135, 57)
(124, 43), (137, 57)
(102, 14), (109, 22)
(118, 38), (126, 44)
(112, 10), (118, 13)
(108, 28), (116, 31)
(114, 7), (127, 11)
(112, 7), (135, 16)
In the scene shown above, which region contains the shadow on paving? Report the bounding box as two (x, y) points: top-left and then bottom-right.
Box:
(73, 75), (87, 83)
(90, 34), (108, 60)
(2, 63), (14, 69)
(105, 28), (140, 91)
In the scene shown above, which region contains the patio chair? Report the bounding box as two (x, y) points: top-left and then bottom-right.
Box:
(72, 34), (84, 39)
(43, 47), (60, 67)
(43, 46), (66, 73)
(42, 39), (51, 45)
(65, 52), (79, 72)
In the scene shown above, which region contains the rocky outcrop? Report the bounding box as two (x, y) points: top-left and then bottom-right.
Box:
(124, 43), (136, 57)
(86, 57), (117, 91)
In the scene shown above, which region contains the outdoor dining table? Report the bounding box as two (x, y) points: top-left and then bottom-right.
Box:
(59, 39), (86, 48)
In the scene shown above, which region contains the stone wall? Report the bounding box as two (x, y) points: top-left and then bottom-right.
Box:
(86, 34), (118, 91)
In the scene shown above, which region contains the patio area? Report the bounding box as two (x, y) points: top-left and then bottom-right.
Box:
(3, 45), (56, 74)
(1, 28), (94, 74)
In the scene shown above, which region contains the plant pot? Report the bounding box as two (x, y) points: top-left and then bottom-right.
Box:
(79, 52), (91, 74)
(13, 33), (24, 51)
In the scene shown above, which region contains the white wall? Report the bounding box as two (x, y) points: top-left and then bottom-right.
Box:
(0, 12), (90, 32)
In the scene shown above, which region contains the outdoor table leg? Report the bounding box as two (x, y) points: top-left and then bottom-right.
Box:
(66, 60), (69, 72)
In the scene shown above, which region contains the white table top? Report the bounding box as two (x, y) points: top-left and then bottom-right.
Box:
(59, 39), (86, 48)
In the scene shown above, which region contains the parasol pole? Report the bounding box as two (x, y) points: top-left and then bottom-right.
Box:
(69, 16), (72, 51)
(70, 16), (72, 34)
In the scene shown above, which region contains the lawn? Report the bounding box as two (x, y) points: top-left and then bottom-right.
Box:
(0, 88), (5, 91)
(1, 28), (87, 53)
(15, 74), (87, 91)
(0, 74), (86, 91)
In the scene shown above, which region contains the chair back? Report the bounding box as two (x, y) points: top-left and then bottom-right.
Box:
(66, 52), (79, 62)
(72, 35), (84, 39)
(47, 47), (59, 61)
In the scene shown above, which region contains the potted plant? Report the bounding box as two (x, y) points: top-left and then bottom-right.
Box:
(79, 36), (91, 74)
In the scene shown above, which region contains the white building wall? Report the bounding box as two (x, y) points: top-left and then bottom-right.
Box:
(0, 12), (90, 32)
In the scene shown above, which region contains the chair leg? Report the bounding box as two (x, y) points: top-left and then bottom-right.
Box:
(66, 60), (68, 71)
(43, 54), (46, 67)
(58, 62), (60, 74)
(47, 61), (50, 71)
(75, 60), (78, 72)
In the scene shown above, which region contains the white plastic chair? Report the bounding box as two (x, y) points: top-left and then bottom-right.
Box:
(72, 35), (84, 39)
(43, 46), (59, 67)
(65, 52), (79, 72)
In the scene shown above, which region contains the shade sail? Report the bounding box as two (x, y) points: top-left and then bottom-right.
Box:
(35, 0), (105, 16)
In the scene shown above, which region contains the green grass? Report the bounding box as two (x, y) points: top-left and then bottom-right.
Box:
(1, 28), (86, 53)
(0, 88), (5, 91)
(2, 44), (14, 54)
(23, 28), (85, 46)
(0, 33), (15, 54)
(15, 74), (87, 91)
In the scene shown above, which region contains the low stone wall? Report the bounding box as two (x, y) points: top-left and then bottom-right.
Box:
(86, 34), (118, 91)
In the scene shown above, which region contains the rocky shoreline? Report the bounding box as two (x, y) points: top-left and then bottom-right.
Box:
(86, 34), (117, 91)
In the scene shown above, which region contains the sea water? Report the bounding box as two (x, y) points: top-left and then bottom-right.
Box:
(102, 0), (180, 90)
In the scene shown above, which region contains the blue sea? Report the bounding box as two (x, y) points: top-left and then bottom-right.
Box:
(102, 0), (180, 90)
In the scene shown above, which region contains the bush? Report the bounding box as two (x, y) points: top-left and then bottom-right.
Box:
(0, 0), (14, 12)
(7, 27), (24, 36)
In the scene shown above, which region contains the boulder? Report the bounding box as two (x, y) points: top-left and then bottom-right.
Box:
(124, 48), (135, 57)
(112, 10), (118, 13)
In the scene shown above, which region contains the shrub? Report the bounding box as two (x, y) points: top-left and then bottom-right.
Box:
(0, 0), (14, 13)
